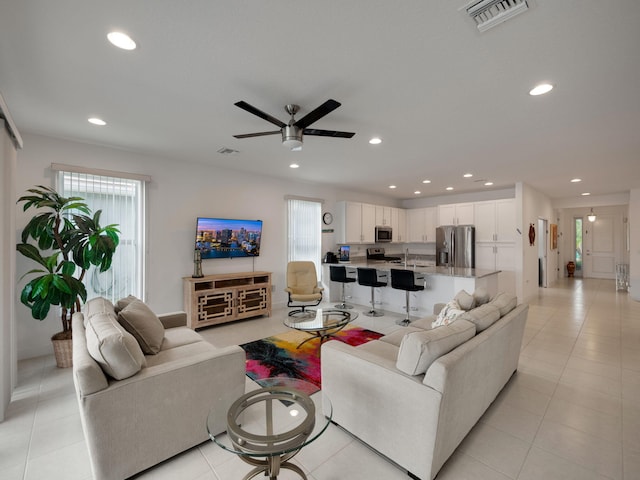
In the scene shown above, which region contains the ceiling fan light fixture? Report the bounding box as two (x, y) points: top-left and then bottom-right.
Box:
(529, 83), (554, 96)
(587, 208), (597, 222)
(369, 137), (382, 145)
(282, 125), (303, 149)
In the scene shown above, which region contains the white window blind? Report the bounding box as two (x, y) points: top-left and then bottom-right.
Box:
(56, 169), (146, 303)
(287, 198), (322, 278)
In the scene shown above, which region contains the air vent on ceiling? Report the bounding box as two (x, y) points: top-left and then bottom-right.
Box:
(466, 0), (530, 32)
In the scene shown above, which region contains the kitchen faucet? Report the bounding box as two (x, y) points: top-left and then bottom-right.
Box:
(404, 248), (409, 268)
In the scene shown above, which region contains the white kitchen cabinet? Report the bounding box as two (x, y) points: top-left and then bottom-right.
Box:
(393, 208), (407, 243)
(375, 206), (392, 226)
(337, 201), (375, 243)
(438, 202), (474, 226)
(361, 203), (376, 243)
(407, 207), (436, 242)
(475, 243), (515, 294)
(474, 199), (516, 242)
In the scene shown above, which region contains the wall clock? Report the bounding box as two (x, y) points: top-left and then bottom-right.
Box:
(322, 212), (333, 225)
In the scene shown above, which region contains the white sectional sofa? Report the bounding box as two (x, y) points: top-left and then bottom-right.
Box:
(72, 297), (246, 480)
(321, 291), (528, 480)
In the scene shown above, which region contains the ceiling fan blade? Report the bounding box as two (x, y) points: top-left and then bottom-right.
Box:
(234, 101), (286, 128)
(233, 131), (281, 139)
(303, 128), (355, 138)
(294, 99), (341, 129)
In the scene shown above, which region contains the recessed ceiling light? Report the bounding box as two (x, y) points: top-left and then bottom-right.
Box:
(484, 181), (494, 186)
(446, 187), (454, 191)
(422, 179), (431, 184)
(529, 83), (553, 96)
(388, 185), (396, 189)
(88, 117), (106, 126)
(289, 163), (299, 169)
(369, 137), (382, 145)
(571, 178), (582, 183)
(107, 31), (137, 50)
(463, 173), (473, 178)
(581, 192), (591, 196)
(414, 191), (421, 195)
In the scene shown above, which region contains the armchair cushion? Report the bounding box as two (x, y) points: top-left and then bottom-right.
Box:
(85, 312), (146, 380)
(117, 299), (165, 355)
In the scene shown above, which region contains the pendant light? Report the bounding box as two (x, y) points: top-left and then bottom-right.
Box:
(587, 208), (597, 222)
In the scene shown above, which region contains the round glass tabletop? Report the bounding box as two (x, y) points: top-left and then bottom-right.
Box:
(208, 377), (332, 459)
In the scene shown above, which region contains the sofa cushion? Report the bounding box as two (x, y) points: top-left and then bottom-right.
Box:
(454, 290), (475, 311)
(473, 288), (491, 306)
(117, 300), (165, 354)
(489, 292), (517, 316)
(396, 319), (476, 375)
(431, 299), (466, 328)
(85, 312), (146, 380)
(83, 297), (116, 326)
(459, 303), (501, 332)
(380, 327), (424, 347)
(410, 315), (436, 330)
(115, 294), (141, 314)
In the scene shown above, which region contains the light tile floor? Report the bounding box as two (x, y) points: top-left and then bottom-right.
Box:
(2, 278), (639, 479)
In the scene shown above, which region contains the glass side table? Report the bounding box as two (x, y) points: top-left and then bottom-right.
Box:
(283, 308), (358, 350)
(208, 378), (332, 480)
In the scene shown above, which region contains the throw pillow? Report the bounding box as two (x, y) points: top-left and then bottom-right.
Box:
(117, 300), (165, 354)
(431, 299), (465, 328)
(459, 303), (501, 332)
(115, 294), (141, 314)
(454, 290), (475, 311)
(396, 319), (476, 375)
(473, 288), (490, 306)
(85, 312), (146, 380)
(489, 292), (517, 316)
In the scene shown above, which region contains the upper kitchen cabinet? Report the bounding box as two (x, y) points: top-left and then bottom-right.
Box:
(407, 207), (437, 242)
(438, 202), (474, 226)
(336, 201), (376, 244)
(474, 199), (516, 243)
(392, 208), (407, 243)
(375, 205), (392, 226)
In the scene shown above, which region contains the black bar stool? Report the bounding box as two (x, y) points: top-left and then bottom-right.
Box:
(390, 269), (425, 326)
(357, 268), (387, 317)
(330, 265), (356, 309)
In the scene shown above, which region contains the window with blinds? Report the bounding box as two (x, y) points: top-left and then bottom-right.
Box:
(287, 197), (322, 278)
(56, 168), (146, 303)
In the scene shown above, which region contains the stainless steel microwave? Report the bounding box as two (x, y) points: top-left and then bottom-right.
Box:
(375, 226), (392, 243)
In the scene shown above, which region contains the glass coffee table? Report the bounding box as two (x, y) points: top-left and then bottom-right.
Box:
(283, 308), (359, 350)
(208, 378), (332, 480)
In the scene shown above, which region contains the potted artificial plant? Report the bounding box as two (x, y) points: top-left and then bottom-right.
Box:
(16, 185), (120, 367)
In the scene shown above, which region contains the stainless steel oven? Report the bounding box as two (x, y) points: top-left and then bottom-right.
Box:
(375, 226), (392, 243)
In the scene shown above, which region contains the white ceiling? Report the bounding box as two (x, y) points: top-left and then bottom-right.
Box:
(1, 0), (639, 201)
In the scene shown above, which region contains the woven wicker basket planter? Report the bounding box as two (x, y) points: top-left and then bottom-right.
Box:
(52, 335), (73, 368)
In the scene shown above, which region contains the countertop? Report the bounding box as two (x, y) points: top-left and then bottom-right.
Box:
(325, 261), (500, 279)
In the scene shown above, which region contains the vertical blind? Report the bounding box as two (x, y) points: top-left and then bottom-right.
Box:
(287, 198), (322, 278)
(56, 169), (145, 303)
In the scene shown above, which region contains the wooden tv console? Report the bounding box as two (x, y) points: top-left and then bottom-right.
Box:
(183, 271), (272, 329)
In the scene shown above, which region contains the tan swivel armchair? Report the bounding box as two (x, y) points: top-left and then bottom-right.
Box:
(285, 261), (323, 316)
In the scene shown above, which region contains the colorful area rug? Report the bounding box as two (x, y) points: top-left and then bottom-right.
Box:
(240, 325), (383, 395)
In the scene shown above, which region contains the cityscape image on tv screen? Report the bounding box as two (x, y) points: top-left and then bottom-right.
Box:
(195, 217), (262, 259)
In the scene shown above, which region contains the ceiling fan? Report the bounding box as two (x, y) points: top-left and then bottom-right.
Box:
(233, 99), (355, 150)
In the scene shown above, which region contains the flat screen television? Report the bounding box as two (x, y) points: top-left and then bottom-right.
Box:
(195, 217), (263, 259)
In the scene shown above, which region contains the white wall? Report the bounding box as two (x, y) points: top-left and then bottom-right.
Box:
(517, 183), (555, 303)
(15, 134), (395, 359)
(1, 121), (18, 420)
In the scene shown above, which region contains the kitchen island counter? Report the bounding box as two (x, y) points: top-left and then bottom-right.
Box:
(322, 263), (500, 318)
(342, 261), (500, 279)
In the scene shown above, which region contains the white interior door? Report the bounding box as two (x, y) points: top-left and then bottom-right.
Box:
(583, 214), (616, 279)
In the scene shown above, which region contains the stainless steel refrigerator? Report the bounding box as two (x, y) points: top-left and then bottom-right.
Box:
(436, 225), (475, 268)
